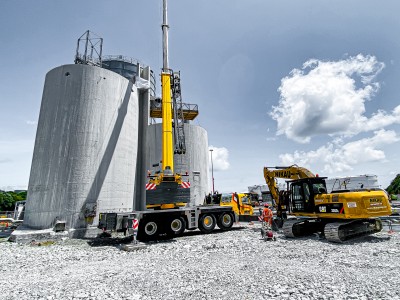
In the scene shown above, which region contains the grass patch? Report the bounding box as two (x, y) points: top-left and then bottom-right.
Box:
(30, 240), (56, 247)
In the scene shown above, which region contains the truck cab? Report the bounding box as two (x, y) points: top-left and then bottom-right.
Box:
(220, 193), (254, 220)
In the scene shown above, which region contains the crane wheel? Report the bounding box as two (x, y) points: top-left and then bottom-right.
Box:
(169, 217), (186, 236)
(217, 213), (234, 230)
(141, 220), (158, 240)
(199, 214), (216, 234)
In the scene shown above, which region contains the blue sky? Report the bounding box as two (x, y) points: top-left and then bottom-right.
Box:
(1, 0), (399, 192)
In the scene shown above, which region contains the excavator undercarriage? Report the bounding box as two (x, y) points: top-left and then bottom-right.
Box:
(282, 218), (383, 243)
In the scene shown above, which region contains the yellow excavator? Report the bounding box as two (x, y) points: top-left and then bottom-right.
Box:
(263, 165), (392, 242)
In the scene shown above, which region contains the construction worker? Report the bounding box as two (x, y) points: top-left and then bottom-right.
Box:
(262, 203), (273, 227)
(260, 203), (276, 241)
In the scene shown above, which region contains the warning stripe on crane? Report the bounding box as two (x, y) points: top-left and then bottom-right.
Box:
(181, 182), (191, 189)
(146, 183), (157, 190)
(132, 219), (139, 230)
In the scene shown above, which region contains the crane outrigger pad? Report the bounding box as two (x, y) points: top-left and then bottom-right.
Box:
(146, 181), (190, 205)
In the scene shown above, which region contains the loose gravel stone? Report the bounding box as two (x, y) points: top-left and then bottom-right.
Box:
(0, 223), (399, 299)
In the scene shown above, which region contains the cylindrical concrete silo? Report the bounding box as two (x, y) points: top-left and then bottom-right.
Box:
(146, 123), (209, 206)
(24, 64), (139, 231)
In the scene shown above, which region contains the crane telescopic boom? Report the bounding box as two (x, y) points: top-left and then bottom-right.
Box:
(146, 0), (189, 209)
(161, 0), (174, 174)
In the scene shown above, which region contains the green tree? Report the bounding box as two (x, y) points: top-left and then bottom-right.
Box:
(0, 191), (15, 211)
(0, 190), (27, 211)
(18, 191), (27, 199)
(8, 191), (23, 202)
(386, 174), (400, 196)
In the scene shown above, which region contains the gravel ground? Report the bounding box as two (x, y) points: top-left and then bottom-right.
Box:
(0, 222), (399, 300)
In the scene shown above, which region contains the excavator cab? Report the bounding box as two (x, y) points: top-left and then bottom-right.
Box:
(288, 177), (328, 213)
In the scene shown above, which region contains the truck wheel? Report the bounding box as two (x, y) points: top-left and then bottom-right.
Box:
(217, 212), (234, 230)
(169, 217), (186, 236)
(199, 214), (216, 234)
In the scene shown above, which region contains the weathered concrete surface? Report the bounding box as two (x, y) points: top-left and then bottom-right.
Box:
(24, 64), (139, 231)
(146, 123), (209, 205)
(8, 226), (69, 243)
(133, 67), (151, 212)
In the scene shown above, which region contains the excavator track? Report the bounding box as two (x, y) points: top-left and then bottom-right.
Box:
(282, 219), (301, 237)
(324, 219), (383, 243)
(282, 219), (321, 238)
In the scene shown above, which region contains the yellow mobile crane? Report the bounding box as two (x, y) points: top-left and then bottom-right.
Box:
(145, 0), (190, 209)
(99, 0), (236, 240)
(264, 165), (392, 242)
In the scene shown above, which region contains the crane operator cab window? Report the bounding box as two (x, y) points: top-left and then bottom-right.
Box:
(221, 193), (233, 205)
(241, 196), (250, 205)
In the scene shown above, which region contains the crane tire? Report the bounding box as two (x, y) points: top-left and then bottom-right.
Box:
(139, 219), (158, 241)
(169, 216), (186, 236)
(217, 212), (234, 230)
(199, 214), (216, 234)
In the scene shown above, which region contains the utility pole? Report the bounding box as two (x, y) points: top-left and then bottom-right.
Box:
(210, 149), (215, 194)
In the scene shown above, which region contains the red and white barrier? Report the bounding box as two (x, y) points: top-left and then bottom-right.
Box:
(181, 182), (190, 189)
(146, 183), (156, 190)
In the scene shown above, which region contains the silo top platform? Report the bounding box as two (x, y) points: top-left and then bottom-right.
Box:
(102, 55), (156, 96)
(150, 99), (199, 120)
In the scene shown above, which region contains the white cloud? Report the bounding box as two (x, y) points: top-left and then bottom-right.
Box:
(279, 129), (400, 174)
(269, 54), (400, 143)
(26, 120), (37, 125)
(209, 146), (230, 171)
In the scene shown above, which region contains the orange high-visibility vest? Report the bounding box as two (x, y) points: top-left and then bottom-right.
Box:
(262, 208), (273, 225)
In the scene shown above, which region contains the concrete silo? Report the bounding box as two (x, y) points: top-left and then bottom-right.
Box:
(173, 123), (210, 206)
(23, 62), (150, 235)
(146, 122), (210, 206)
